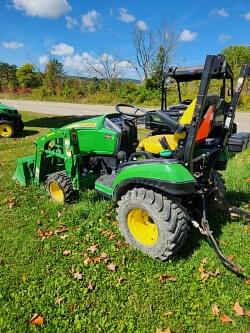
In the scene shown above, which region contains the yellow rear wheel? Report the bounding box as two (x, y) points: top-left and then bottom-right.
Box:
(0, 123), (14, 138)
(127, 208), (158, 246)
(117, 188), (188, 260)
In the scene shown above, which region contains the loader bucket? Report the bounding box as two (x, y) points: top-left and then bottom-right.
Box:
(13, 155), (36, 186)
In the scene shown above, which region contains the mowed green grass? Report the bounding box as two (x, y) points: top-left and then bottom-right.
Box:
(0, 111), (249, 333)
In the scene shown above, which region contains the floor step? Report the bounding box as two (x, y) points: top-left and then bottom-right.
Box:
(95, 174), (116, 197)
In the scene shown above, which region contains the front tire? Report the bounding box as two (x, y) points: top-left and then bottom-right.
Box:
(117, 188), (189, 260)
(46, 171), (74, 203)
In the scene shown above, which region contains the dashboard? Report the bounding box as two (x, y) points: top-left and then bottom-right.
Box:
(105, 114), (124, 126)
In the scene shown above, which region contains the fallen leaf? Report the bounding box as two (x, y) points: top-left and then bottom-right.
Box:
(245, 178), (250, 183)
(55, 224), (68, 234)
(84, 257), (94, 265)
(73, 271), (83, 280)
(219, 314), (233, 324)
(68, 303), (76, 312)
(107, 263), (116, 272)
(116, 240), (128, 248)
(57, 211), (63, 218)
(233, 301), (244, 316)
(87, 281), (95, 291)
(63, 250), (71, 256)
(163, 311), (174, 317)
(212, 304), (220, 316)
(87, 244), (99, 254)
(36, 220), (42, 225)
(6, 197), (16, 209)
(108, 232), (116, 240)
(37, 228), (54, 240)
(155, 328), (171, 333)
(159, 274), (177, 282)
(54, 296), (63, 305)
(100, 252), (108, 260)
(30, 314), (44, 326)
(60, 234), (68, 240)
(245, 279), (250, 285)
(226, 255), (235, 261)
(94, 256), (103, 264)
(117, 277), (125, 284)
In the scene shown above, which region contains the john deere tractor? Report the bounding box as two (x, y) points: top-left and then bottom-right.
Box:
(0, 102), (24, 138)
(13, 55), (250, 273)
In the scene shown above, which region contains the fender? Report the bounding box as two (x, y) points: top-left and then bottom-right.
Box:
(113, 160), (196, 200)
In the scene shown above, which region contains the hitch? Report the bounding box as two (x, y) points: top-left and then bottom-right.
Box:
(192, 193), (248, 277)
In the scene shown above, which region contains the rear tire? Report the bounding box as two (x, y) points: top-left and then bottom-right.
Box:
(0, 120), (15, 138)
(117, 188), (189, 260)
(46, 171), (74, 203)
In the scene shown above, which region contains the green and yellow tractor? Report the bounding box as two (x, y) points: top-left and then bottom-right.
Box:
(0, 102), (24, 138)
(13, 55), (250, 273)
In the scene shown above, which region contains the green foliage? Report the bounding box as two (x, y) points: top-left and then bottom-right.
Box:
(149, 45), (167, 89)
(0, 62), (18, 89)
(222, 45), (250, 74)
(43, 59), (65, 95)
(0, 111), (249, 332)
(16, 64), (42, 88)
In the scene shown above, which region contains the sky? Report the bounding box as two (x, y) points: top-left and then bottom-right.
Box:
(0, 0), (250, 79)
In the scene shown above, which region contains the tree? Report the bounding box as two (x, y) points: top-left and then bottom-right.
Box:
(130, 23), (176, 84)
(132, 28), (155, 80)
(43, 59), (64, 95)
(0, 62), (18, 90)
(222, 45), (250, 73)
(85, 53), (121, 91)
(16, 63), (42, 88)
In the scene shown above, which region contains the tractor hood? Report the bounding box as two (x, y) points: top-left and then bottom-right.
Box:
(63, 115), (105, 130)
(0, 103), (20, 118)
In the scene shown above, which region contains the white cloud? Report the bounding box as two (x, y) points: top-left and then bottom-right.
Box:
(81, 10), (101, 32)
(63, 52), (138, 78)
(39, 55), (49, 65)
(218, 34), (232, 43)
(12, 0), (71, 19)
(211, 8), (229, 17)
(2, 41), (24, 49)
(136, 20), (148, 31)
(179, 29), (197, 42)
(243, 12), (250, 21)
(66, 15), (77, 29)
(51, 43), (74, 56)
(118, 8), (135, 23)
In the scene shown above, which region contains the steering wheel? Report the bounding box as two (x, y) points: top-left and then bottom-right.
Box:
(181, 99), (193, 105)
(115, 103), (147, 119)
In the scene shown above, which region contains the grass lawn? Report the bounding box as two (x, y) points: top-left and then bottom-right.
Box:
(0, 111), (249, 333)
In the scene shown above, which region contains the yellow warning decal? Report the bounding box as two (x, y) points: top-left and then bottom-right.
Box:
(65, 122), (97, 129)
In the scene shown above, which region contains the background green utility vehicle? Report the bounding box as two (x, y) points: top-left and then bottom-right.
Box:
(0, 102), (24, 138)
(13, 55), (250, 273)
